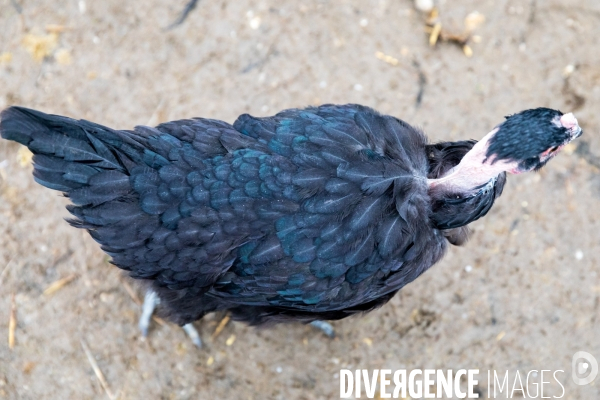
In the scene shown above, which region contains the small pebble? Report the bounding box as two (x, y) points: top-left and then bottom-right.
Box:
(225, 334), (236, 346)
(353, 84), (363, 91)
(99, 292), (113, 303)
(463, 45), (473, 58)
(563, 64), (575, 77)
(249, 17), (261, 30)
(464, 11), (486, 31)
(465, 265), (473, 272)
(276, 366), (282, 373)
(414, 0), (434, 12)
(575, 250), (584, 260)
(359, 19), (368, 27)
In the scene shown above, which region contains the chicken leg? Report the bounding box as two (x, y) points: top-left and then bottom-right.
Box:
(139, 289), (202, 348)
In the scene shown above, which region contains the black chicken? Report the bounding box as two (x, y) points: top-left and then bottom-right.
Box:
(0, 104), (581, 346)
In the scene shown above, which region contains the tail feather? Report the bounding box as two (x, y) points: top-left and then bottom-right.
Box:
(31, 155), (85, 191)
(0, 106), (138, 205)
(2, 107), (91, 145)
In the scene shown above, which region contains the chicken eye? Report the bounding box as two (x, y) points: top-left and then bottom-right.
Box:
(549, 146), (559, 152)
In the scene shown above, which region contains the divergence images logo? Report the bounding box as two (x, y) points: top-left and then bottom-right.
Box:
(572, 351), (598, 386)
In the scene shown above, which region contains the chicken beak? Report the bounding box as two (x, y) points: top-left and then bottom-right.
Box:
(560, 112), (582, 140)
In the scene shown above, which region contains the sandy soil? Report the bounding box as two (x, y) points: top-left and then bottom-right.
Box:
(1, 0), (599, 399)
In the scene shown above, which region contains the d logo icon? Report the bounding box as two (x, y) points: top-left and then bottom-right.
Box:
(572, 351), (598, 386)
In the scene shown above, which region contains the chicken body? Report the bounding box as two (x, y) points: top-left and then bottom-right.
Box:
(3, 104), (571, 329)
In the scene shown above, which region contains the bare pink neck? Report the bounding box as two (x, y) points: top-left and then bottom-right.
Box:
(428, 129), (517, 193)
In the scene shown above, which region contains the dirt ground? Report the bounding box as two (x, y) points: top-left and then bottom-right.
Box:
(1, 0), (599, 399)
